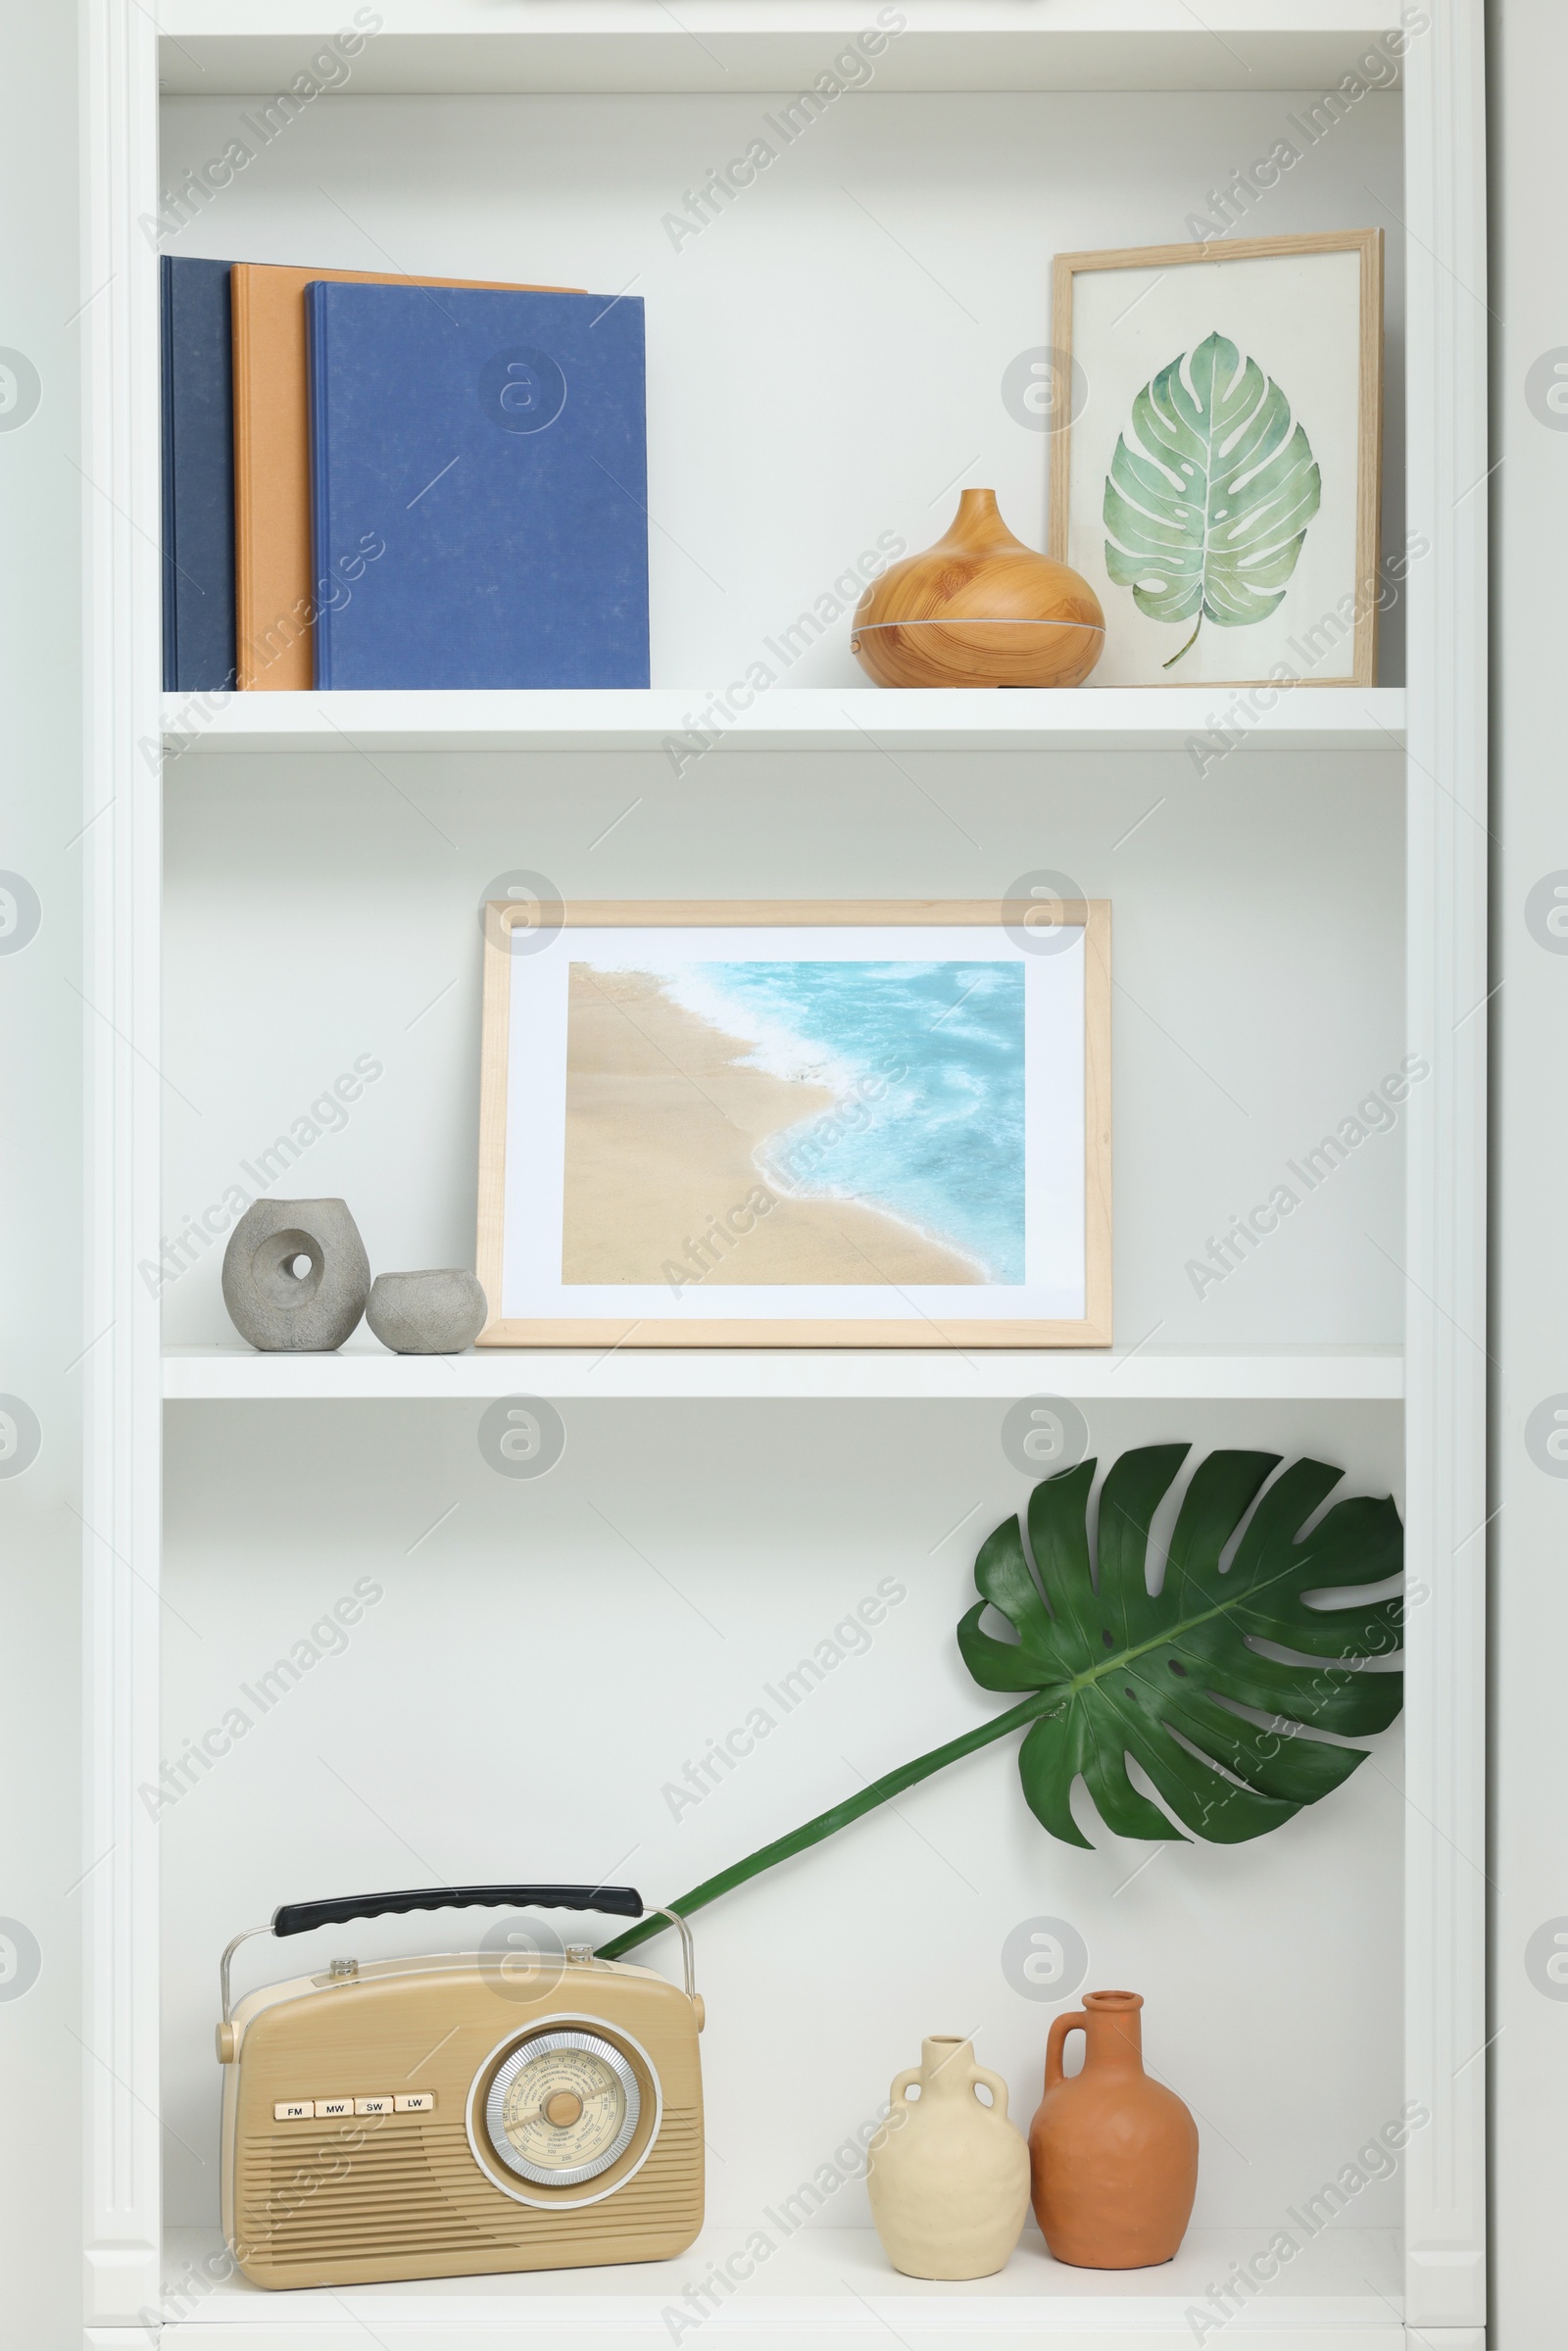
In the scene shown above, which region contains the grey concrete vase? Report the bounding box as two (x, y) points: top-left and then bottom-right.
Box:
(367, 1269), (488, 1354)
(221, 1199), (371, 1352)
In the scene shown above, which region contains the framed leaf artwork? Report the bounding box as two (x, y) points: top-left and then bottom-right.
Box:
(475, 898), (1111, 1348)
(1050, 230), (1383, 687)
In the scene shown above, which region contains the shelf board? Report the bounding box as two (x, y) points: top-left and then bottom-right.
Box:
(163, 1344), (1403, 1403)
(162, 2223), (1402, 2344)
(157, 5), (1404, 98)
(161, 687), (1407, 760)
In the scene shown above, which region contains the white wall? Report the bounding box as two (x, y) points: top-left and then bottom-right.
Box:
(161, 1396), (1405, 2235)
(1490, 3), (1568, 2340)
(160, 746), (1407, 1350)
(154, 88), (1411, 1358)
(0, 6), (83, 2346)
(148, 75), (1415, 2272)
(154, 87), (1406, 689)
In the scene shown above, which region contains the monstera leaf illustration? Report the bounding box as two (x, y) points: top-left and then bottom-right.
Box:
(1102, 332), (1321, 667)
(598, 1446), (1403, 1961)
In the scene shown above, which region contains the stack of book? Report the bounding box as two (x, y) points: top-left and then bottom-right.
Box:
(161, 256), (650, 693)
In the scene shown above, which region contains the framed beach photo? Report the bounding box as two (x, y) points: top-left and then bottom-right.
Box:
(475, 899), (1111, 1347)
(1051, 230), (1383, 688)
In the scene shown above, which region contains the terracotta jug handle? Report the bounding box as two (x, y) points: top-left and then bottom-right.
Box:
(1045, 2010), (1089, 2090)
(968, 2062), (1009, 2120)
(888, 2066), (921, 2109)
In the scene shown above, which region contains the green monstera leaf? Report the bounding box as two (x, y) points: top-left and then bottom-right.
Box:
(1102, 331), (1322, 668)
(596, 1445), (1403, 1963)
(957, 1445), (1402, 1847)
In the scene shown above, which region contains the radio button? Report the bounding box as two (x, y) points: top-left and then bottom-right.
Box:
(355, 2096), (392, 2115)
(274, 2101), (313, 2122)
(395, 2092), (435, 2113)
(315, 2097), (353, 2118)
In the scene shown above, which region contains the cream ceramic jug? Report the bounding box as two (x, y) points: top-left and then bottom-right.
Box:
(866, 2035), (1030, 2279)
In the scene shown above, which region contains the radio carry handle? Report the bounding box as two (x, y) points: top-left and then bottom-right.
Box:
(220, 1885), (695, 2023)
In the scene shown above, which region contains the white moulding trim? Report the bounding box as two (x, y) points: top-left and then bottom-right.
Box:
(1398, 0), (1489, 2329)
(81, 0), (165, 2324)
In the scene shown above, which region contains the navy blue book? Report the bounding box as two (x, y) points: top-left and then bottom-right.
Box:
(160, 256), (236, 693)
(305, 282), (649, 689)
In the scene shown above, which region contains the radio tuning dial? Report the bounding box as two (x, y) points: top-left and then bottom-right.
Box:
(484, 2028), (642, 2186)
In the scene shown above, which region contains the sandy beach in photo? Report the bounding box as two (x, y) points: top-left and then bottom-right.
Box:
(561, 964), (982, 1286)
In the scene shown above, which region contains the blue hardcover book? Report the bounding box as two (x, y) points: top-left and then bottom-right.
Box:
(160, 255), (236, 693)
(305, 282), (649, 689)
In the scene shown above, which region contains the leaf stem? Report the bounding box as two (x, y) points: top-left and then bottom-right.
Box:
(1162, 611), (1203, 668)
(596, 1691), (1058, 1961)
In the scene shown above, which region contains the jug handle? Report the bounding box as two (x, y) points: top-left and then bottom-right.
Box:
(1046, 2010), (1089, 2089)
(888, 2066), (921, 2109)
(969, 2062), (1010, 2119)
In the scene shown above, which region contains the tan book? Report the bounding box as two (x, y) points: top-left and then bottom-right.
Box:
(231, 264), (578, 689)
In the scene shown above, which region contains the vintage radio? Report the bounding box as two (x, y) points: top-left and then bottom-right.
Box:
(217, 1883), (703, 2288)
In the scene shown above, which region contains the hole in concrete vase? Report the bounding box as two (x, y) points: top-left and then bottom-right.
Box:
(253, 1230), (324, 1307)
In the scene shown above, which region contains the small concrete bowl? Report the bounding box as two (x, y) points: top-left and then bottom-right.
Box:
(366, 1269), (488, 1355)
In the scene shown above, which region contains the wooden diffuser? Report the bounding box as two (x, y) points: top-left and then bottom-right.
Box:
(852, 488), (1104, 688)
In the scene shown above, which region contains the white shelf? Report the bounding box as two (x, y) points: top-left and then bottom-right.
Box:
(157, 4), (1406, 100)
(163, 2223), (1403, 2345)
(163, 1343), (1403, 1402)
(161, 687), (1407, 759)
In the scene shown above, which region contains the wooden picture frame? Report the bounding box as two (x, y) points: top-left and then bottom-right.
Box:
(475, 899), (1111, 1348)
(1051, 229), (1384, 688)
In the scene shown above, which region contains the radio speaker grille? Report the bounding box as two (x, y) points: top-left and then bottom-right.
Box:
(237, 2112), (702, 2274)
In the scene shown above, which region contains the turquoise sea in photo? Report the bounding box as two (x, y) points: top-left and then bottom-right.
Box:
(663, 959), (1027, 1284)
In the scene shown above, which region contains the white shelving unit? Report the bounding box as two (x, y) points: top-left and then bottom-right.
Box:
(161, 685), (1408, 758)
(160, 2223), (1404, 2348)
(163, 1343), (1405, 1402)
(80, 7), (1485, 2348)
(149, 2), (1432, 96)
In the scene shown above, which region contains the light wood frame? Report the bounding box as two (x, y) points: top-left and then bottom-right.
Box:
(474, 899), (1112, 1348)
(1050, 228), (1385, 689)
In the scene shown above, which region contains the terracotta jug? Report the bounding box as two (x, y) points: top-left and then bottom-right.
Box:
(866, 2034), (1030, 2279)
(1028, 1991), (1198, 2268)
(850, 487), (1104, 688)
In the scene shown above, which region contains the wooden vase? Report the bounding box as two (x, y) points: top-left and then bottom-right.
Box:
(1027, 1991), (1198, 2269)
(851, 487), (1104, 688)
